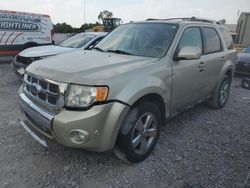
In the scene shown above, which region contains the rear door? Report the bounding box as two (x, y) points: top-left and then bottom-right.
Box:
(171, 26), (206, 113)
(201, 27), (227, 94)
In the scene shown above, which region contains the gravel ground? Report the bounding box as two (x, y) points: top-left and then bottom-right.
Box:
(0, 62), (249, 188)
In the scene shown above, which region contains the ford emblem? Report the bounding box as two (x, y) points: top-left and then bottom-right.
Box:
(30, 83), (42, 94)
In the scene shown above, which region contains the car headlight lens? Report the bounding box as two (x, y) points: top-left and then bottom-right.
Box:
(65, 85), (109, 108)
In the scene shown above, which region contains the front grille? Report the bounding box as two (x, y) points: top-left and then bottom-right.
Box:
(16, 55), (41, 66)
(24, 74), (60, 106)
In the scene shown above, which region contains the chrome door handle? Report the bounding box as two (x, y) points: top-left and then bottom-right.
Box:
(198, 62), (205, 68)
(220, 57), (226, 61)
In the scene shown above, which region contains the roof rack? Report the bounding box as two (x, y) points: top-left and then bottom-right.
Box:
(146, 17), (221, 24)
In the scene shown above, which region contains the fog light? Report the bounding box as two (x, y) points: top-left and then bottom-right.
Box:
(69, 129), (89, 144)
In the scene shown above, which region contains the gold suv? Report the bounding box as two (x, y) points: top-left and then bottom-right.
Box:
(19, 17), (236, 162)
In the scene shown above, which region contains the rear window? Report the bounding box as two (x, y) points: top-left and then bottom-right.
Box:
(219, 27), (234, 50)
(203, 27), (221, 54)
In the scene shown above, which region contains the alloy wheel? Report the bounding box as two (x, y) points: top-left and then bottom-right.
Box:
(131, 113), (158, 155)
(219, 80), (230, 105)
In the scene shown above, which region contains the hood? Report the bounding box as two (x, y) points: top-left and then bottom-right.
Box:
(26, 50), (158, 85)
(237, 53), (250, 63)
(19, 45), (76, 57)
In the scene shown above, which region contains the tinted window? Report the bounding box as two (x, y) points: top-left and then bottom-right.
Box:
(97, 23), (178, 58)
(219, 27), (234, 50)
(203, 28), (221, 53)
(177, 27), (202, 53)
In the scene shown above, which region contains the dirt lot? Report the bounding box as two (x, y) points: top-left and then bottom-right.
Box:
(0, 62), (249, 188)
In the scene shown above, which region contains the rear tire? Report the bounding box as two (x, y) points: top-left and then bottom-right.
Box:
(115, 101), (161, 163)
(207, 75), (231, 109)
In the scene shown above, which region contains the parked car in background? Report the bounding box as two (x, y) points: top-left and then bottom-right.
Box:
(54, 33), (72, 45)
(236, 45), (250, 75)
(19, 17), (236, 163)
(12, 32), (107, 76)
(0, 9), (54, 56)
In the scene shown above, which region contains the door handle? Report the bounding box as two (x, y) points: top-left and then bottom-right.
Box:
(198, 62), (205, 68)
(220, 57), (226, 61)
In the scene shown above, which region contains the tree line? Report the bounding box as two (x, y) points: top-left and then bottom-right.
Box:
(54, 10), (114, 33)
(53, 22), (102, 33)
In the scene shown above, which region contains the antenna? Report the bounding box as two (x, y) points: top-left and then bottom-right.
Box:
(83, 0), (86, 25)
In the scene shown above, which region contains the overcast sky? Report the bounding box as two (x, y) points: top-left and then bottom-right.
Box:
(0, 0), (249, 27)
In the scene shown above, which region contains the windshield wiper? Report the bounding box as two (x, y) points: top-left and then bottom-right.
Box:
(107, 49), (132, 55)
(93, 47), (106, 52)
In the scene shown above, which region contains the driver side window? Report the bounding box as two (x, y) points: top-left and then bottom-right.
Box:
(177, 27), (203, 54)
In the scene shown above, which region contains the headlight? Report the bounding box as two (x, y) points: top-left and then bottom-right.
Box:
(65, 85), (109, 108)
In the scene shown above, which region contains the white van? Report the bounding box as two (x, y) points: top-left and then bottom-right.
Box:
(0, 10), (54, 56)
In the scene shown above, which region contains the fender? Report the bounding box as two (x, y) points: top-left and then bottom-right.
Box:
(114, 75), (171, 118)
(210, 57), (235, 94)
(104, 75), (171, 149)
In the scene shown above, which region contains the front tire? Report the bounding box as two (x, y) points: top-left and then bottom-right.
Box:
(116, 101), (161, 163)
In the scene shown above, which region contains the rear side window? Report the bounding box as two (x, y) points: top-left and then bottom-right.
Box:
(177, 27), (203, 53)
(203, 27), (221, 54)
(219, 27), (234, 50)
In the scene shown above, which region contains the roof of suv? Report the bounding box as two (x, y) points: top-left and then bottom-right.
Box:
(141, 17), (223, 26)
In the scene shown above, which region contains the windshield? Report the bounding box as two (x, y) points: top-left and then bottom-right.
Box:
(96, 23), (178, 58)
(58, 33), (95, 48)
(243, 45), (250, 53)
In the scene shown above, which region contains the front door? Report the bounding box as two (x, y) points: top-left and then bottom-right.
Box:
(170, 27), (206, 113)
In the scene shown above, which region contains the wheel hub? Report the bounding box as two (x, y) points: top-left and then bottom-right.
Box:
(219, 80), (229, 105)
(131, 113), (157, 155)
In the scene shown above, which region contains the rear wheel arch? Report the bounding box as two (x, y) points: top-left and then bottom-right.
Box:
(207, 74), (231, 109)
(225, 68), (233, 83)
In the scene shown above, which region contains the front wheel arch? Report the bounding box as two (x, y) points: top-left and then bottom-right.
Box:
(116, 101), (161, 162)
(118, 93), (166, 136)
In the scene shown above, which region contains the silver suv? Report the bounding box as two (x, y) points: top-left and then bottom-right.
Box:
(19, 17), (236, 162)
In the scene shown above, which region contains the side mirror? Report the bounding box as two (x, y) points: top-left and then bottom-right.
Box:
(175, 47), (201, 61)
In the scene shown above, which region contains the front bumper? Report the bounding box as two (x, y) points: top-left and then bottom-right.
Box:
(19, 120), (48, 148)
(19, 90), (129, 152)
